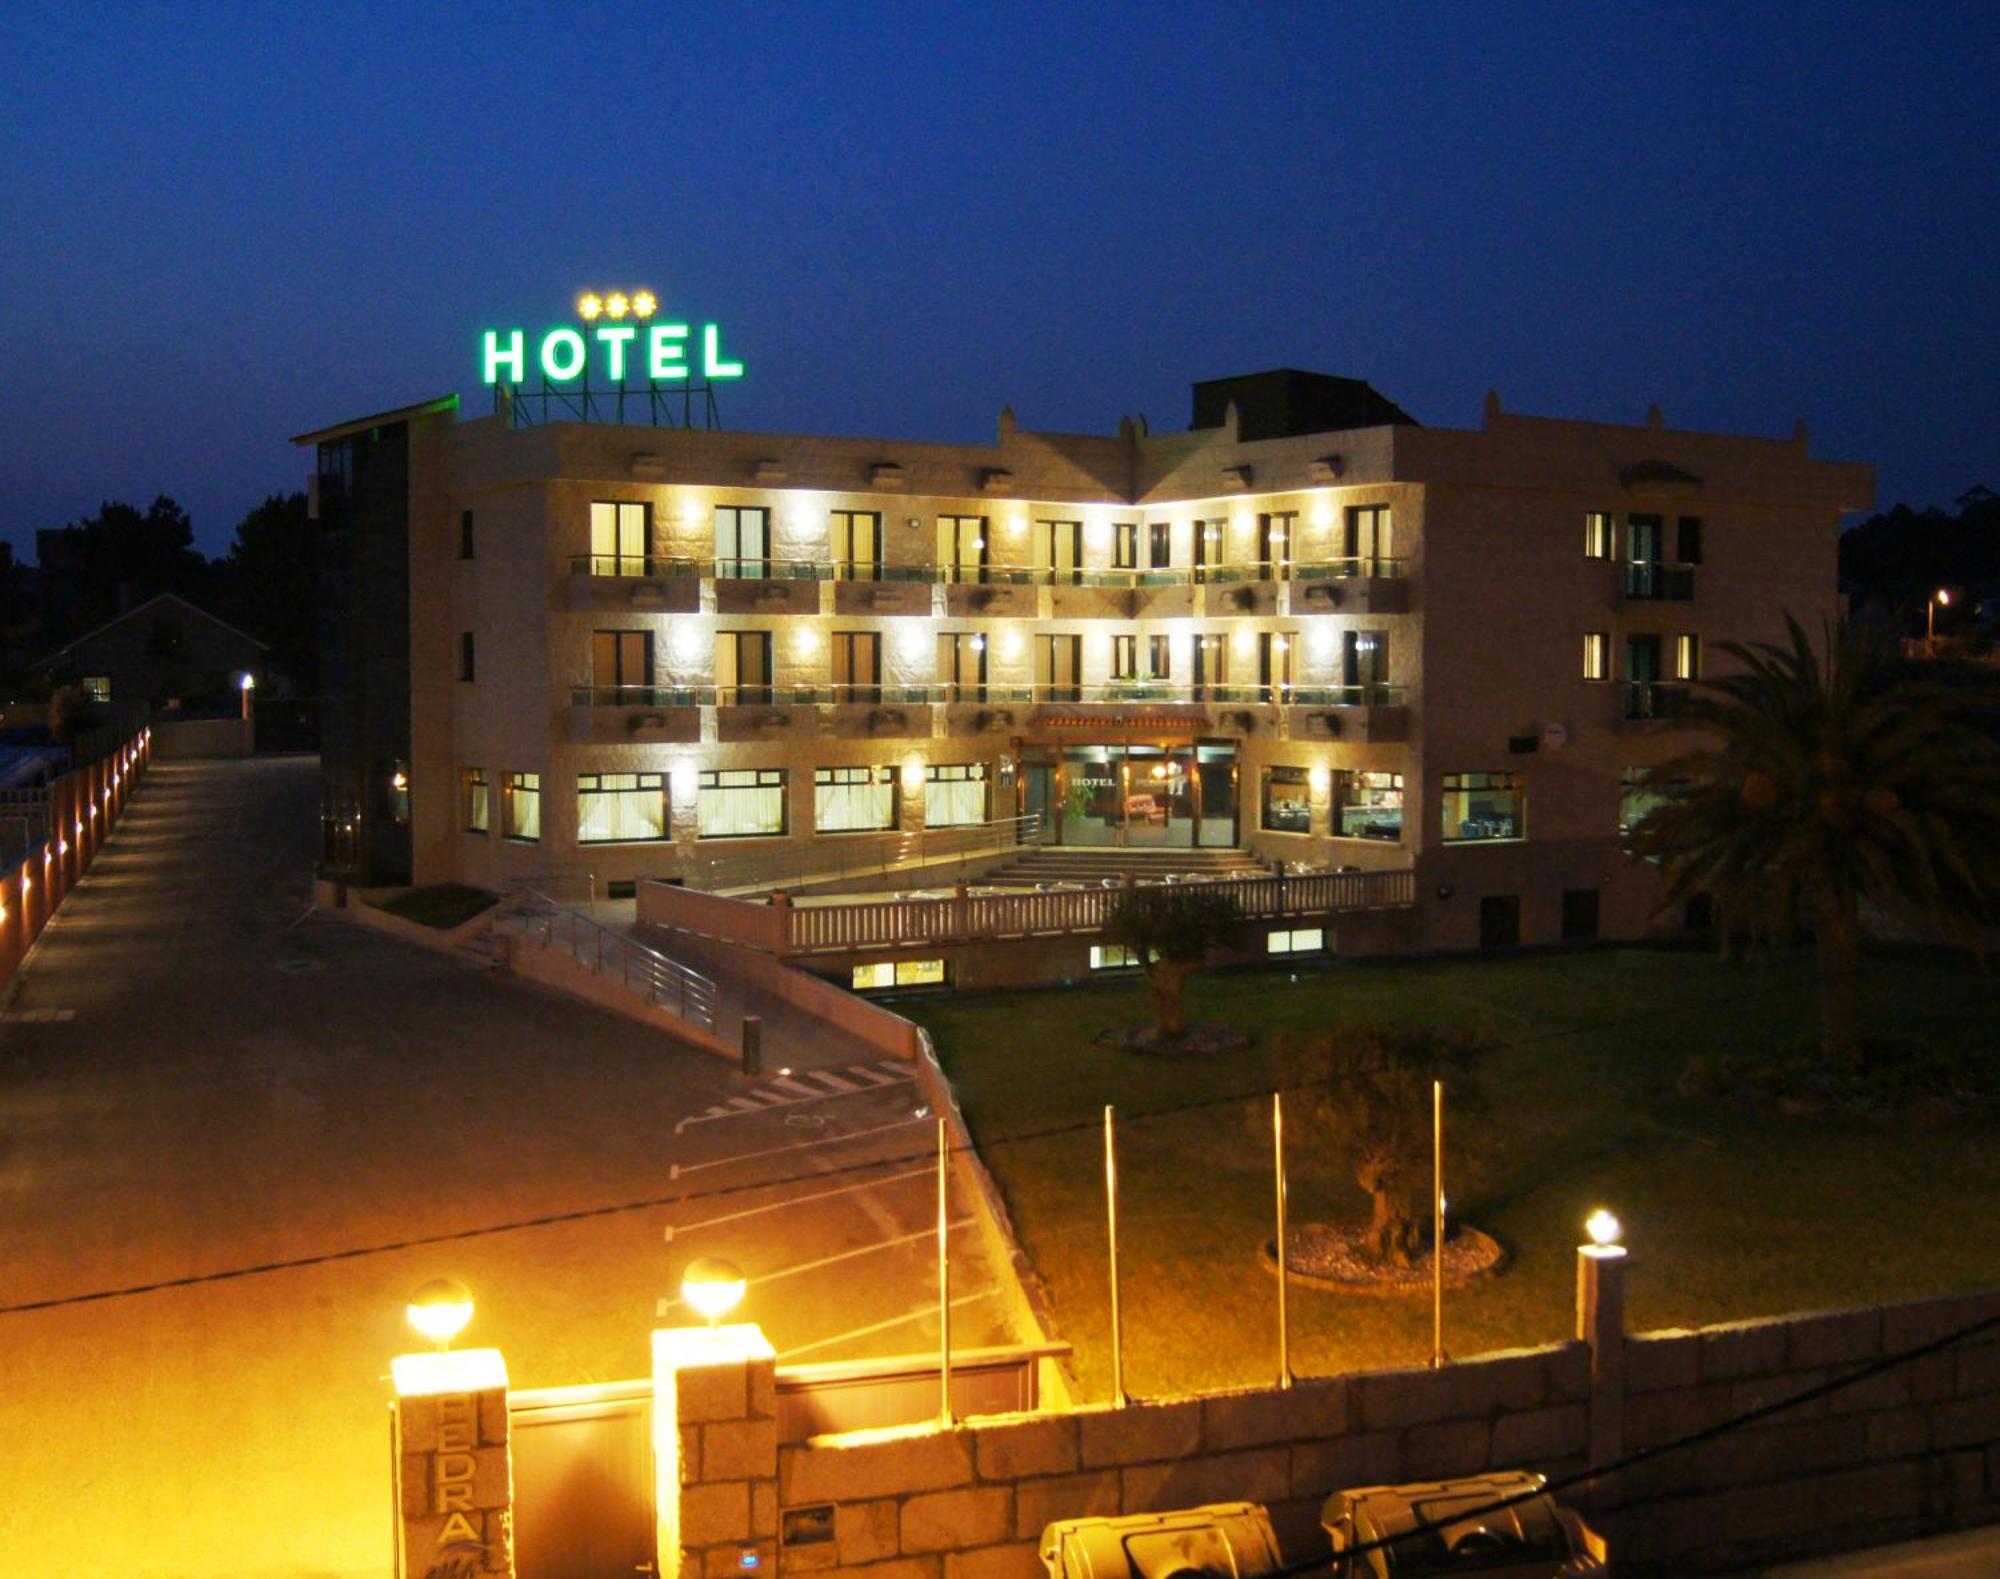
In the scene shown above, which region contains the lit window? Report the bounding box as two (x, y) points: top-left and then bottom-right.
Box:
(588, 500), (650, 576)
(1112, 521), (1138, 570)
(851, 959), (948, 991)
(1090, 944), (1140, 970)
(1261, 765), (1312, 834)
(715, 506), (772, 578)
(1335, 771), (1402, 841)
(578, 771), (668, 844)
(814, 765), (897, 833)
(462, 767), (489, 834)
(82, 675), (112, 702)
(1583, 632), (1610, 681)
(1676, 633), (1702, 680)
(1441, 772), (1523, 843)
(924, 763), (989, 828)
(1110, 634), (1138, 680)
(502, 771), (541, 842)
(1585, 511), (1614, 559)
(1266, 928), (1324, 955)
(699, 768), (786, 839)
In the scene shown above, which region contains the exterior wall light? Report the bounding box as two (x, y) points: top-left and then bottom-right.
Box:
(406, 1278), (476, 1350)
(900, 755), (928, 792)
(1308, 764), (1331, 795)
(1583, 1208), (1624, 1258)
(681, 1257), (746, 1328)
(239, 673), (256, 692)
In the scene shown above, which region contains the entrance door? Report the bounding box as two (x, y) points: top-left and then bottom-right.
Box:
(1023, 764), (1055, 842)
(1125, 745), (1194, 849)
(1195, 741), (1238, 846)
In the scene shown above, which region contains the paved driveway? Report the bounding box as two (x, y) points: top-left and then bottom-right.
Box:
(0, 757), (1016, 1578)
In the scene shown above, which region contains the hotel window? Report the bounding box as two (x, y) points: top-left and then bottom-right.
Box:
(1584, 511), (1613, 560)
(699, 768), (786, 838)
(852, 959), (948, 991)
(937, 631), (987, 702)
(459, 510), (475, 560)
(831, 631), (882, 703)
(1191, 632), (1227, 698)
(1036, 634), (1082, 702)
(1341, 630), (1389, 699)
(715, 505), (770, 578)
(1583, 631), (1611, 681)
(1148, 521), (1172, 569)
(1676, 516), (1704, 565)
(1113, 521), (1138, 570)
(577, 771), (668, 844)
(1675, 633), (1702, 679)
(590, 500), (649, 577)
(1345, 504), (1393, 571)
(462, 767), (489, 834)
(1620, 766), (1669, 836)
(82, 675), (111, 701)
(814, 765), (898, 833)
(937, 515), (988, 582)
(1037, 518), (1083, 585)
(1441, 771), (1523, 843)
(502, 771), (541, 843)
(1258, 631), (1297, 701)
(925, 762), (989, 827)
(1090, 943), (1140, 971)
(1335, 770), (1403, 840)
(1257, 512), (1297, 579)
(1266, 927), (1325, 955)
(832, 510), (883, 581)
(1110, 634), (1138, 680)
(458, 631), (476, 682)
(1147, 635), (1171, 680)
(1192, 517), (1222, 580)
(716, 630), (773, 705)
(1261, 765), (1312, 834)
(591, 629), (653, 702)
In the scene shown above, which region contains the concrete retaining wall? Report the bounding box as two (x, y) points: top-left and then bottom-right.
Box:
(151, 716), (251, 759)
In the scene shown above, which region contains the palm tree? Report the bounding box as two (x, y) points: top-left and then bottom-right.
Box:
(1626, 617), (2000, 1070)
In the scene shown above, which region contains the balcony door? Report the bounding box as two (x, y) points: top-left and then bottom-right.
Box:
(716, 506), (770, 579)
(937, 632), (987, 702)
(590, 501), (649, 577)
(1036, 519), (1083, 586)
(938, 515), (988, 583)
(832, 510), (882, 581)
(1344, 505), (1392, 574)
(717, 630), (773, 705)
(1257, 631), (1296, 701)
(1191, 632), (1227, 699)
(1341, 630), (1389, 701)
(1036, 634), (1082, 702)
(832, 631), (882, 704)
(1257, 513), (1295, 581)
(591, 629), (652, 702)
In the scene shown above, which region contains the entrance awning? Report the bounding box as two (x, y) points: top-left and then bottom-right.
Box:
(1029, 706), (1214, 732)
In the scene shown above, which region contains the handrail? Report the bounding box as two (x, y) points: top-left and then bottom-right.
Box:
(569, 683), (1402, 709)
(564, 557), (1412, 587)
(568, 554), (702, 579)
(685, 814), (1041, 895)
(509, 887), (718, 1031)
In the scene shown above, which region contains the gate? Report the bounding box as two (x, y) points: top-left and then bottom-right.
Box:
(510, 1379), (656, 1577)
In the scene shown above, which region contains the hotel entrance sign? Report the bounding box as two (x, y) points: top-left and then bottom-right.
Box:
(480, 288), (744, 386)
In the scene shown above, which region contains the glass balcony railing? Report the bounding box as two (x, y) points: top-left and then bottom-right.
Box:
(1624, 563), (1697, 601)
(568, 554), (702, 578)
(570, 680), (1396, 710)
(1624, 680), (1693, 720)
(1292, 556), (1407, 581)
(566, 555), (1413, 586)
(713, 558), (834, 581)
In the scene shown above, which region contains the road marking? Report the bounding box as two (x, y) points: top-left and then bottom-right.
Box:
(656, 1218), (975, 1317)
(285, 902), (317, 931)
(668, 1113), (927, 1179)
(774, 1288), (999, 1361)
(665, 1166), (932, 1240)
(673, 1061), (914, 1132)
(0, 1008), (74, 1023)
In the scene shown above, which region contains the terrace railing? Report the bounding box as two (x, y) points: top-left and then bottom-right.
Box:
(683, 814), (1042, 896)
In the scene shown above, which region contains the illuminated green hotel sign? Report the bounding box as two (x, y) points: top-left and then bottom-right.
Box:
(481, 288), (743, 385)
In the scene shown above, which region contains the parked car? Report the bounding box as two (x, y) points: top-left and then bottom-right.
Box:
(1323, 1471), (1605, 1577)
(1041, 1502), (1281, 1579)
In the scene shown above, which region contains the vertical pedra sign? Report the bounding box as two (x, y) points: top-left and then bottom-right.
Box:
(391, 1351), (515, 1578)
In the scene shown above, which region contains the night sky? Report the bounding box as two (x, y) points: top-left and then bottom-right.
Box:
(4, 2), (1995, 558)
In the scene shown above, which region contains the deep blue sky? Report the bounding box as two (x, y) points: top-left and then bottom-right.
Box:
(3, 2), (1995, 558)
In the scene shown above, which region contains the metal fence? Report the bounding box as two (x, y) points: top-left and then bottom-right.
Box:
(510, 888), (718, 1033)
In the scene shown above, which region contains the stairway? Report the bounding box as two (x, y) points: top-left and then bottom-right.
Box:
(979, 846), (1268, 887)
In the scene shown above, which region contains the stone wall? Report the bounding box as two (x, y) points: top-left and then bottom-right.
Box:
(754, 1287), (2000, 1579)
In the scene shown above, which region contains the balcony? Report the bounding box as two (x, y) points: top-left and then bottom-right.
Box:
(831, 564), (939, 617)
(565, 683), (704, 744)
(1623, 562), (1697, 601)
(1622, 681), (1694, 723)
(713, 558), (830, 616)
(1289, 685), (1410, 743)
(943, 569), (1040, 618)
(565, 554), (703, 613)
(1290, 557), (1410, 615)
(1047, 569), (1196, 620)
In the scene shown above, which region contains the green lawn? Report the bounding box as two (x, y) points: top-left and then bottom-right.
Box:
(375, 883), (499, 930)
(907, 946), (1999, 1403)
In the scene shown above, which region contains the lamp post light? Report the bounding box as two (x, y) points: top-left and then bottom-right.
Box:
(680, 1257), (746, 1331)
(1927, 587), (1953, 656)
(406, 1278), (475, 1351)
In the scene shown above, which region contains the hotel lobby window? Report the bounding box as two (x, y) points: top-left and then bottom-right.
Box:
(699, 768), (787, 839)
(1266, 927), (1325, 955)
(577, 771), (668, 844)
(715, 505), (771, 578)
(852, 958), (948, 991)
(462, 767), (489, 834)
(1441, 771), (1523, 843)
(925, 762), (989, 827)
(1335, 770), (1403, 840)
(1261, 765), (1312, 834)
(832, 510), (883, 581)
(502, 771), (541, 843)
(815, 764), (897, 833)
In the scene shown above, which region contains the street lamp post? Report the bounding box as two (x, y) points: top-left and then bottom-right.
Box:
(1927, 587), (1953, 656)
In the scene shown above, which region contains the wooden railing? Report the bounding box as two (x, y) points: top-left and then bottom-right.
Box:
(643, 866), (1416, 957)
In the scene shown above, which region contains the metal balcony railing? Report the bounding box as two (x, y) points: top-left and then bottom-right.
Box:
(714, 557), (834, 581)
(1624, 563), (1697, 601)
(1624, 680), (1694, 720)
(1292, 556), (1407, 581)
(563, 555), (1413, 587)
(568, 554), (702, 579)
(568, 681), (1401, 710)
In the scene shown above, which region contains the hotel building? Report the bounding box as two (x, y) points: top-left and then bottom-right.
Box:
(300, 368), (1869, 958)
